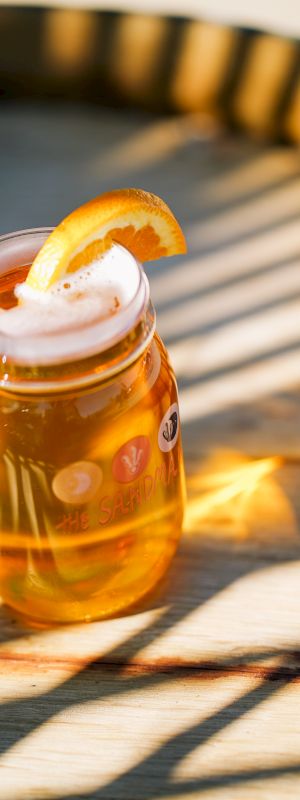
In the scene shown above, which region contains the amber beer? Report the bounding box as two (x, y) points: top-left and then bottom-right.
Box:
(0, 230), (185, 624)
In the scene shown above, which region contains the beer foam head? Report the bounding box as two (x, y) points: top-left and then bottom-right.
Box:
(0, 244), (148, 365)
(15, 243), (140, 309)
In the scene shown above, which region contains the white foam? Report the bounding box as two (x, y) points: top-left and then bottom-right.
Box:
(15, 242), (139, 310)
(0, 291), (118, 337)
(0, 244), (147, 365)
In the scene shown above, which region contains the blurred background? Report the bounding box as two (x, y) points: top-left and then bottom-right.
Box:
(1, 0), (300, 463)
(1, 2), (300, 138)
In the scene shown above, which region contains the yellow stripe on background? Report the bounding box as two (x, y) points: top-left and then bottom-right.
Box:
(111, 14), (168, 98)
(170, 21), (236, 112)
(232, 35), (295, 136)
(285, 78), (300, 142)
(43, 9), (96, 74)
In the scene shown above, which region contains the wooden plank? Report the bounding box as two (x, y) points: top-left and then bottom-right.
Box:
(0, 664), (300, 799)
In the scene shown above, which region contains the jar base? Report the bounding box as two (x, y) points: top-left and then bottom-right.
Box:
(1, 537), (180, 627)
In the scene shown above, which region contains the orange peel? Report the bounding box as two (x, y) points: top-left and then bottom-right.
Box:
(26, 188), (187, 292)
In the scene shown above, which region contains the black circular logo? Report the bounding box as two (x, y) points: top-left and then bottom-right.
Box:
(158, 403), (180, 452)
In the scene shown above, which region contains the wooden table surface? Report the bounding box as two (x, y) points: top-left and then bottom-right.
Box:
(1, 105), (300, 799)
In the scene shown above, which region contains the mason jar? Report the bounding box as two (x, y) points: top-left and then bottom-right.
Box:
(0, 228), (185, 624)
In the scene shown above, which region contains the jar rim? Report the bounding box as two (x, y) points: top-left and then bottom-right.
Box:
(0, 227), (54, 243)
(0, 228), (152, 374)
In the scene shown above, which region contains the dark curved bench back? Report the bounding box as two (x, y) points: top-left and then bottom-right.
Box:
(0, 7), (299, 142)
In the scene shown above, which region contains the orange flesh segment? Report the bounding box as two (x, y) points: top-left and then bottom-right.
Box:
(26, 188), (187, 292)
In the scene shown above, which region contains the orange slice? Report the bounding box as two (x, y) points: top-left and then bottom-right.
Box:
(26, 188), (187, 292)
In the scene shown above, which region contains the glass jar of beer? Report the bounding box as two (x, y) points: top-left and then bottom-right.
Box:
(0, 229), (185, 624)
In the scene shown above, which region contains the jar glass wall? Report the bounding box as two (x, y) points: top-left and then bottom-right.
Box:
(0, 230), (185, 624)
